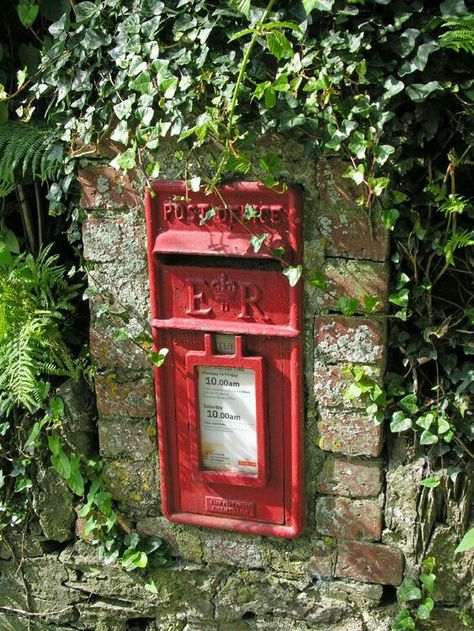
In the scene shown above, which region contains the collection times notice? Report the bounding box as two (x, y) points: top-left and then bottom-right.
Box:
(197, 366), (258, 474)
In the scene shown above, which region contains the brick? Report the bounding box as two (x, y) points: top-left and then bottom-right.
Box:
(317, 410), (383, 457)
(316, 456), (383, 497)
(315, 496), (382, 541)
(314, 364), (382, 410)
(78, 166), (139, 209)
(314, 316), (386, 365)
(95, 372), (155, 418)
(336, 541), (404, 585)
(82, 211), (147, 264)
(316, 159), (389, 261)
(315, 259), (389, 313)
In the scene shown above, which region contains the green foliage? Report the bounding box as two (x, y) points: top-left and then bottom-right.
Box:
(392, 558), (437, 630)
(440, 15), (474, 54)
(0, 123), (63, 193)
(455, 527), (474, 554)
(0, 240), (80, 413)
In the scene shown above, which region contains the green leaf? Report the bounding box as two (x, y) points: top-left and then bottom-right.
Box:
(249, 233), (269, 253)
(399, 579), (422, 602)
(364, 295), (380, 313)
(18, 4), (39, 28)
(283, 265), (303, 287)
(266, 32), (293, 61)
(14, 477), (33, 492)
(228, 28), (254, 42)
(406, 82), (442, 103)
(420, 430), (438, 445)
(74, 1), (98, 22)
(399, 394), (419, 414)
(51, 451), (71, 480)
(110, 148), (136, 170)
(389, 288), (409, 307)
(417, 603), (431, 621)
(149, 348), (169, 367)
(199, 208), (216, 225)
(399, 29), (420, 58)
(390, 411), (412, 432)
(243, 204), (259, 220)
(189, 176), (201, 192)
(122, 549), (148, 571)
(145, 578), (158, 593)
(420, 476), (441, 488)
(420, 574), (436, 594)
(0, 241), (13, 268)
(231, 0), (250, 17)
(455, 528), (474, 554)
(344, 383), (362, 400)
(259, 151), (280, 175)
(343, 164), (365, 185)
(381, 208), (399, 231)
(416, 412), (434, 430)
(5, 230), (21, 254)
(338, 297), (360, 316)
(303, 0), (334, 12)
(130, 71), (152, 94)
(113, 98), (134, 121)
(440, 0), (469, 16)
(47, 434), (61, 456)
(437, 417), (450, 434)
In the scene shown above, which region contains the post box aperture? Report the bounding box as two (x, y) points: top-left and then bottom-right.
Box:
(145, 181), (304, 538)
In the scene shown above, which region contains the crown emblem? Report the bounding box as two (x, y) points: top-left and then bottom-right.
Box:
(211, 273), (237, 312)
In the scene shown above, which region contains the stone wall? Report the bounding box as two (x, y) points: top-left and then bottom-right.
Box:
(0, 138), (472, 630)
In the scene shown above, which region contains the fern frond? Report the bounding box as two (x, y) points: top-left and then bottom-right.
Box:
(440, 15), (474, 55)
(0, 122), (63, 188)
(444, 230), (474, 265)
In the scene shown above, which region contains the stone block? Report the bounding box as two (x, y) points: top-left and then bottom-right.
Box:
(316, 456), (383, 498)
(315, 496), (383, 541)
(79, 166), (139, 209)
(36, 467), (75, 543)
(90, 318), (151, 371)
(311, 259), (389, 313)
(101, 455), (160, 519)
(317, 410), (383, 457)
(336, 541), (404, 585)
(82, 208), (147, 265)
(316, 159), (389, 261)
(307, 539), (336, 578)
(315, 316), (386, 365)
(202, 531), (264, 568)
(98, 416), (157, 459)
(314, 364), (382, 410)
(95, 371), (155, 418)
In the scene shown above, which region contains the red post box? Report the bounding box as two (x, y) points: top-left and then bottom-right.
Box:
(145, 181), (304, 538)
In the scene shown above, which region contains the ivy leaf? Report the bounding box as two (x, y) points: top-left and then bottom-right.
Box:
(110, 148), (136, 170)
(399, 579), (422, 602)
(455, 527), (474, 553)
(266, 32), (293, 61)
(338, 297), (360, 316)
(303, 0), (334, 13)
(250, 233), (269, 253)
(420, 575), (436, 594)
(111, 120), (129, 145)
(259, 151), (280, 175)
(390, 411), (412, 432)
(417, 601), (433, 621)
(231, 0), (251, 17)
(199, 208), (216, 225)
(74, 1), (99, 23)
(113, 98), (134, 121)
(420, 430), (438, 445)
(283, 265), (303, 287)
(149, 348), (169, 367)
(399, 394), (419, 414)
(343, 164), (365, 185)
(145, 578), (159, 593)
(18, 4), (39, 28)
(440, 0), (469, 16)
(406, 82), (442, 103)
(243, 205), (258, 220)
(399, 43), (437, 77)
(420, 476), (441, 488)
(189, 176), (201, 192)
(399, 29), (420, 58)
(364, 295), (380, 313)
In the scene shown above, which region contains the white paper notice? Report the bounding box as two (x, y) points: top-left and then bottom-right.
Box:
(197, 366), (258, 474)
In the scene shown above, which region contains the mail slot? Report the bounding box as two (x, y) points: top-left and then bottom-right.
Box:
(145, 181), (304, 538)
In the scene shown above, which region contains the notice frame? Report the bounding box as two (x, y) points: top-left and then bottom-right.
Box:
(185, 334), (268, 488)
